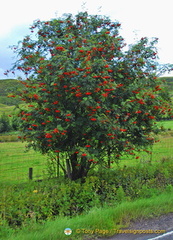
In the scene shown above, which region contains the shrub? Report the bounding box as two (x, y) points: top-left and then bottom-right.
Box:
(0, 113), (11, 133)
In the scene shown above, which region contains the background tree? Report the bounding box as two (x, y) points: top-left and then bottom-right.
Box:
(9, 11), (173, 180)
(0, 113), (11, 133)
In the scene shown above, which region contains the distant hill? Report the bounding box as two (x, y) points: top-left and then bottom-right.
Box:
(0, 77), (173, 107)
(0, 79), (23, 106)
(160, 77), (173, 92)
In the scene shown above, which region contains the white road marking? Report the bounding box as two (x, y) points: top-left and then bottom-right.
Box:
(148, 230), (173, 240)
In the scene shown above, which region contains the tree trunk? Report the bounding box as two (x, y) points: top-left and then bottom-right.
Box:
(66, 158), (72, 179)
(66, 153), (90, 181)
(107, 147), (111, 168)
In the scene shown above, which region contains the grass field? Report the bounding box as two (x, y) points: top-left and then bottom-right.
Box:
(0, 141), (48, 184)
(119, 134), (173, 166)
(157, 119), (173, 129)
(0, 104), (16, 116)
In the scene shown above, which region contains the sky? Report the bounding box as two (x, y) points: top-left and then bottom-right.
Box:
(0, 0), (173, 79)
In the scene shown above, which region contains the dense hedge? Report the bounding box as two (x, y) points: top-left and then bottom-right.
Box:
(1, 159), (173, 228)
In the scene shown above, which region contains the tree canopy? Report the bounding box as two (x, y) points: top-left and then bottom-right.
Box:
(8, 11), (173, 180)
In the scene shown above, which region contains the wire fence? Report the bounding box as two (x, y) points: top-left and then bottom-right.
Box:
(1, 134), (173, 184)
(0, 142), (48, 184)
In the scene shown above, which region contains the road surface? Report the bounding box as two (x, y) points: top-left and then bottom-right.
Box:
(97, 213), (173, 240)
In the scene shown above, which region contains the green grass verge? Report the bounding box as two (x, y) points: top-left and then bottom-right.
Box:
(3, 191), (173, 240)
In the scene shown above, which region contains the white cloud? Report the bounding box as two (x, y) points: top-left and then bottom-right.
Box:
(0, 0), (84, 37)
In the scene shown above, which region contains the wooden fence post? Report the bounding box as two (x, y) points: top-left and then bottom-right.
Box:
(29, 167), (33, 180)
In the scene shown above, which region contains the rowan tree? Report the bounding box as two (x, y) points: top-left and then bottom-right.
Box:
(8, 11), (173, 180)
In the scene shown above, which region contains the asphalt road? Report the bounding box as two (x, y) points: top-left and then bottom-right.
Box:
(98, 231), (173, 240)
(98, 230), (173, 240)
(148, 231), (173, 240)
(97, 213), (173, 240)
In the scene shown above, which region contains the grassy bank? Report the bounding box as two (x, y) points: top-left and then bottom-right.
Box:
(2, 191), (173, 240)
